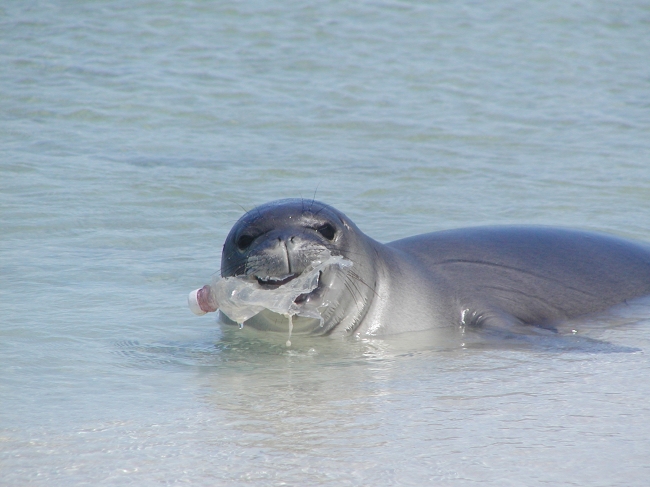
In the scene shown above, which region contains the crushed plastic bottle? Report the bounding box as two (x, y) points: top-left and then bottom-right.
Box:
(188, 254), (353, 327)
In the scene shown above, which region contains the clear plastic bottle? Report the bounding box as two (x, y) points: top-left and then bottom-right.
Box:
(187, 253), (352, 325)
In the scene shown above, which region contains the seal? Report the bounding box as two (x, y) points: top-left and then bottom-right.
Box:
(212, 199), (650, 337)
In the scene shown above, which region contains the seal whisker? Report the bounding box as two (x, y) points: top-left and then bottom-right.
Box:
(343, 277), (365, 312)
(309, 186), (319, 212)
(347, 270), (379, 298)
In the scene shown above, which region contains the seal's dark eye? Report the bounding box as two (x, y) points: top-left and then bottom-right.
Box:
(236, 234), (255, 250)
(316, 223), (336, 240)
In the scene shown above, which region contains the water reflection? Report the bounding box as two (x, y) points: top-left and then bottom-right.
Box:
(106, 310), (650, 484)
(189, 328), (393, 466)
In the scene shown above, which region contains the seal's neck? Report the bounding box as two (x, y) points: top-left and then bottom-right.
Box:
(322, 238), (381, 336)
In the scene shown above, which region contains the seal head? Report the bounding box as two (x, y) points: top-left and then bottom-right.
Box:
(219, 199), (377, 335)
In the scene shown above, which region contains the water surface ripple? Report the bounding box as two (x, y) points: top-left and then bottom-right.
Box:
(2, 1), (650, 485)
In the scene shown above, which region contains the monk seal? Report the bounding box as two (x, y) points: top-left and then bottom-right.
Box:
(198, 199), (650, 337)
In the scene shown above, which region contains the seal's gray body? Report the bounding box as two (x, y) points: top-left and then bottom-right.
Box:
(378, 226), (650, 334)
(220, 200), (650, 336)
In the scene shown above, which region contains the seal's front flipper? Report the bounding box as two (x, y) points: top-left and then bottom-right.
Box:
(460, 306), (558, 340)
(460, 306), (638, 352)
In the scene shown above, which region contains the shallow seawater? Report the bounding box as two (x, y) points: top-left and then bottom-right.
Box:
(2, 1), (650, 485)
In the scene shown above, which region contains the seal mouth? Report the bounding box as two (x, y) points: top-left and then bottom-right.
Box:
(256, 273), (299, 289)
(254, 271), (323, 304)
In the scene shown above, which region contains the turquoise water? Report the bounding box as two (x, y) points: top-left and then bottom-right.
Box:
(2, 1), (650, 485)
